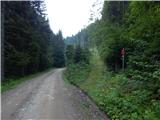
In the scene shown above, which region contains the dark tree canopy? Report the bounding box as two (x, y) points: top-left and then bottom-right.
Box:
(3, 1), (65, 79)
(53, 31), (65, 67)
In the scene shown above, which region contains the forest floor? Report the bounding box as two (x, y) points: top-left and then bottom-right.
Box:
(2, 68), (109, 120)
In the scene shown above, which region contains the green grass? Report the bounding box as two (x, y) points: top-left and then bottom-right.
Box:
(64, 48), (160, 120)
(1, 68), (53, 92)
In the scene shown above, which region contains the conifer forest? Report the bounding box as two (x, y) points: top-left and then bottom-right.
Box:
(1, 1), (160, 120)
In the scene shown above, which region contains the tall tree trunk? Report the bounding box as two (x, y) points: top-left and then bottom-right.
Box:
(1, 2), (5, 81)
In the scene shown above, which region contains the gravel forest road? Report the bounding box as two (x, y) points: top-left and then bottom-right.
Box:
(2, 68), (109, 120)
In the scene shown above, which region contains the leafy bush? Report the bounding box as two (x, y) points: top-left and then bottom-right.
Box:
(64, 62), (90, 85)
(65, 62), (160, 119)
(92, 74), (160, 120)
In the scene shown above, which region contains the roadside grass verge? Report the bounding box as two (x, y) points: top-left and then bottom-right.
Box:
(1, 68), (53, 92)
(64, 50), (160, 120)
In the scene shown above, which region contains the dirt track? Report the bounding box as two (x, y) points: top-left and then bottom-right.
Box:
(2, 68), (109, 120)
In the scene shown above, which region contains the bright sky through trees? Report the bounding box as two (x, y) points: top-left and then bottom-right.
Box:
(45, 0), (103, 38)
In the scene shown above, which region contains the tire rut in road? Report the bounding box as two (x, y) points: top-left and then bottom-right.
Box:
(2, 69), (55, 120)
(2, 69), (109, 120)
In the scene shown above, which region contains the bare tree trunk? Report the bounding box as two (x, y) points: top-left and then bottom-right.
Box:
(1, 1), (5, 81)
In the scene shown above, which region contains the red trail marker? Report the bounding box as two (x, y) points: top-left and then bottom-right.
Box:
(121, 48), (125, 56)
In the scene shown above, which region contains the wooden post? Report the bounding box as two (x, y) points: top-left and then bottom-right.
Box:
(122, 55), (124, 71)
(121, 48), (125, 71)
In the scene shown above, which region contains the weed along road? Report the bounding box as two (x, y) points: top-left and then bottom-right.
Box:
(2, 68), (108, 120)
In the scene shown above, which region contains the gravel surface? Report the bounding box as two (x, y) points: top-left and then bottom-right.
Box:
(2, 68), (109, 120)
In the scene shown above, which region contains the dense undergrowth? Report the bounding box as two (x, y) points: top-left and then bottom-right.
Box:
(64, 49), (160, 120)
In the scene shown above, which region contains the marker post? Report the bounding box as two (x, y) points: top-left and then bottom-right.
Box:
(121, 48), (125, 71)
